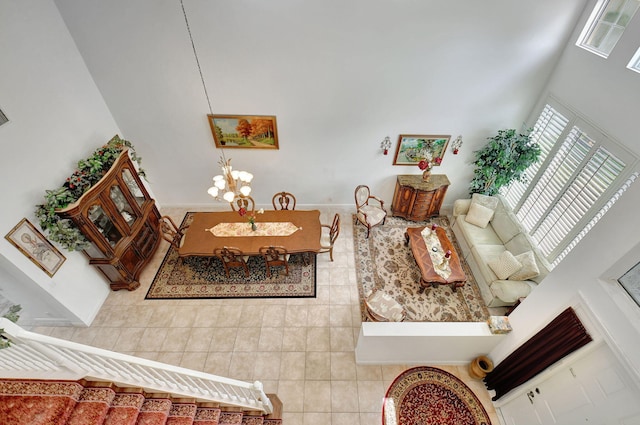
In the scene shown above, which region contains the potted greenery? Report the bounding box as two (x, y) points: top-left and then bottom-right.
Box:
(469, 128), (541, 196)
(35, 135), (144, 251)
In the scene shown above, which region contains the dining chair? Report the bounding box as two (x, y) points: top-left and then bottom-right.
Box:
(160, 215), (190, 264)
(319, 213), (340, 261)
(229, 196), (255, 213)
(272, 191), (297, 210)
(259, 245), (290, 277)
(354, 184), (387, 238)
(213, 246), (250, 278)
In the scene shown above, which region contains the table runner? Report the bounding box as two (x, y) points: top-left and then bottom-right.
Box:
(420, 227), (452, 279)
(207, 222), (301, 237)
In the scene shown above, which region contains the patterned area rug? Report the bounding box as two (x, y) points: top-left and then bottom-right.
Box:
(383, 366), (491, 425)
(353, 215), (489, 322)
(146, 213), (316, 300)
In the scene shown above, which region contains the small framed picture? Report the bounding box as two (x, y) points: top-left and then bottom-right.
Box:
(207, 114), (279, 149)
(393, 134), (450, 165)
(5, 218), (66, 277)
(618, 261), (640, 308)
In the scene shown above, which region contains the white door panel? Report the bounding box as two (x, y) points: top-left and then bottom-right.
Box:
(498, 344), (640, 425)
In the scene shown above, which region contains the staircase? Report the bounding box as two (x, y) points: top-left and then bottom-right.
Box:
(0, 319), (283, 424)
(0, 378), (282, 424)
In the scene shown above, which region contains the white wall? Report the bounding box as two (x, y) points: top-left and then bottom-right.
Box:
(54, 0), (586, 207)
(490, 0), (640, 381)
(0, 1), (121, 325)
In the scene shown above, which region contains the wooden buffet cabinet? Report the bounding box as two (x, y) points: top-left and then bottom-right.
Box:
(391, 174), (450, 221)
(57, 150), (161, 291)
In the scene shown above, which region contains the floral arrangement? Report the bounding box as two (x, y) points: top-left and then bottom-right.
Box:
(418, 156), (442, 172)
(238, 207), (264, 229)
(35, 135), (144, 251)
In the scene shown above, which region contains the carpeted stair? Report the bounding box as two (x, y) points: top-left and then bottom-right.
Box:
(0, 379), (283, 425)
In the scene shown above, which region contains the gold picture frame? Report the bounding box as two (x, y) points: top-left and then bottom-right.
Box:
(392, 134), (450, 165)
(5, 218), (66, 277)
(208, 114), (279, 149)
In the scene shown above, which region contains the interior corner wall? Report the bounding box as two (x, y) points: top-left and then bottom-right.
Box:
(0, 0), (122, 325)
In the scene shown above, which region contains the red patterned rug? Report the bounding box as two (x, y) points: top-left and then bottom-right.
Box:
(146, 213), (316, 300)
(383, 366), (491, 425)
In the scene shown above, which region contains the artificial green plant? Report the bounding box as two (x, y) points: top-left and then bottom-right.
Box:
(469, 128), (541, 196)
(35, 135), (144, 251)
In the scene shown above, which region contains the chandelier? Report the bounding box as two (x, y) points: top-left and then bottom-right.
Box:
(207, 157), (253, 202)
(181, 0), (254, 204)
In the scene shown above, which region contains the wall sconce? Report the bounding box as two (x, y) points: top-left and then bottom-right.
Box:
(451, 135), (463, 155)
(380, 136), (392, 155)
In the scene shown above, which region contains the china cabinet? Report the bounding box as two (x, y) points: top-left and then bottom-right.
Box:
(391, 174), (450, 221)
(56, 150), (161, 290)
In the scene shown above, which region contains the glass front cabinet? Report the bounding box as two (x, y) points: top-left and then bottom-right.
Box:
(57, 150), (161, 291)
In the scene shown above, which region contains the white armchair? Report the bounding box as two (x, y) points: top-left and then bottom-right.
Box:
(355, 185), (387, 238)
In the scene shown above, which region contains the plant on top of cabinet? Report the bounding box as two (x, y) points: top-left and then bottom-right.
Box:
(35, 135), (144, 251)
(469, 128), (541, 196)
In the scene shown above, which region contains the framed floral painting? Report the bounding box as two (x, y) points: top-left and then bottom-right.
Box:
(393, 134), (450, 165)
(207, 114), (279, 149)
(5, 218), (65, 277)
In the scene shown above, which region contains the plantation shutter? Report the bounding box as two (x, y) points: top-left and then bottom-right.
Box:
(502, 104), (569, 207)
(501, 99), (636, 263)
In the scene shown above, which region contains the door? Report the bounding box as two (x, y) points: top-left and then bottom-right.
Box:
(499, 343), (640, 425)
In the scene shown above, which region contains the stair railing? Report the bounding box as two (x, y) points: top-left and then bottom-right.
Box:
(0, 319), (272, 414)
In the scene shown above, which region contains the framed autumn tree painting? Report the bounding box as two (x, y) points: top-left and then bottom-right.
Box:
(207, 114), (279, 149)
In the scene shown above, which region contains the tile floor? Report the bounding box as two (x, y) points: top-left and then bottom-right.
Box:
(32, 207), (502, 425)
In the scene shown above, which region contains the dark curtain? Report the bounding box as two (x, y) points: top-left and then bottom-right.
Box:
(484, 307), (592, 401)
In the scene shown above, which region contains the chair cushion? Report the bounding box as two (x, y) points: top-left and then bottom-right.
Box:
(488, 250), (522, 280)
(365, 291), (405, 322)
(465, 202), (495, 228)
(509, 250), (540, 281)
(359, 205), (386, 226)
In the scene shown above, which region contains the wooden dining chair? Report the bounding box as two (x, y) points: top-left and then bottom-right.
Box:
(354, 184), (387, 238)
(272, 191), (297, 210)
(259, 245), (290, 277)
(319, 213), (340, 261)
(213, 246), (250, 278)
(229, 196), (255, 213)
(160, 216), (189, 249)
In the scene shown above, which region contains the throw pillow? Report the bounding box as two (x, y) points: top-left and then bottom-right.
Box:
(471, 193), (499, 211)
(509, 250), (540, 281)
(488, 250), (523, 280)
(465, 202), (495, 228)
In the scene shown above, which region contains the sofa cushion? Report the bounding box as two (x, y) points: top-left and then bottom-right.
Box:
(491, 209), (522, 244)
(504, 232), (532, 255)
(510, 250), (540, 280)
(472, 193), (499, 211)
(456, 216), (504, 248)
(465, 202), (495, 228)
(490, 280), (534, 303)
(488, 250), (522, 280)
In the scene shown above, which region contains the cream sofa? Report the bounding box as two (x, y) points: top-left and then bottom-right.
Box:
(451, 194), (553, 307)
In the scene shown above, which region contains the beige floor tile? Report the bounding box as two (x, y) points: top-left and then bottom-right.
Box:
(305, 352), (331, 380)
(208, 327), (238, 352)
(162, 327), (191, 352)
(284, 305), (309, 327)
(330, 352), (357, 381)
(330, 327), (355, 351)
(279, 352), (306, 380)
(185, 327), (214, 352)
(253, 351), (282, 380)
(332, 412), (361, 425)
(331, 380), (359, 412)
(137, 327), (169, 352)
(307, 305), (330, 326)
(357, 380), (385, 412)
(234, 327), (261, 352)
(329, 305), (353, 327)
(203, 351), (232, 376)
(277, 380), (305, 412)
(228, 351), (257, 381)
(258, 327), (284, 351)
(303, 412), (332, 425)
(303, 381), (331, 412)
(262, 305), (287, 327)
(113, 327), (146, 352)
(282, 327), (307, 351)
(305, 327), (330, 352)
(180, 351), (207, 371)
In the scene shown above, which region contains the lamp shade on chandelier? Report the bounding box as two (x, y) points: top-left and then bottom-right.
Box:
(207, 158), (253, 202)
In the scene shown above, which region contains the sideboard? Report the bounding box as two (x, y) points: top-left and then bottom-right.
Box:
(391, 174), (450, 221)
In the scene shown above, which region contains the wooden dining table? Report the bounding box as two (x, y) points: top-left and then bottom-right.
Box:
(178, 209), (322, 258)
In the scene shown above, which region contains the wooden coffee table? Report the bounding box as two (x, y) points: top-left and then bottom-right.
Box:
(404, 226), (467, 291)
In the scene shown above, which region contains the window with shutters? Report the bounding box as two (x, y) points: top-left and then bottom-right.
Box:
(577, 0), (640, 58)
(501, 98), (638, 265)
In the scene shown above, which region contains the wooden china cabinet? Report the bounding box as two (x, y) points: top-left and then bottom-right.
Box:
(56, 150), (161, 291)
(391, 174), (450, 221)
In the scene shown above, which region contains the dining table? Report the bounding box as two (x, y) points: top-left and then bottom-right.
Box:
(177, 209), (322, 259)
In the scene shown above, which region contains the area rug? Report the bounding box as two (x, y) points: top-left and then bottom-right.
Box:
(383, 366), (491, 425)
(353, 215), (489, 322)
(146, 213), (316, 300)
